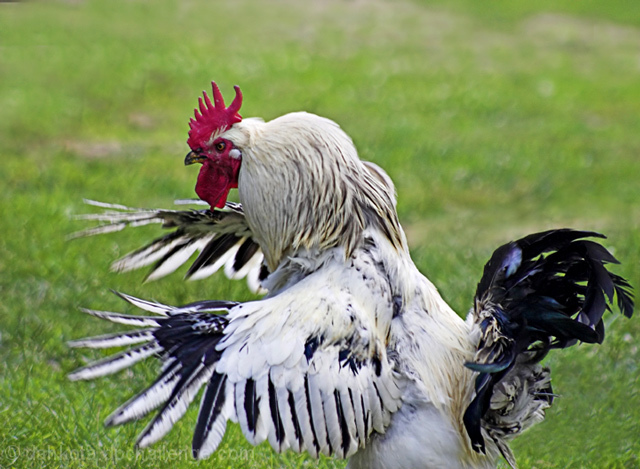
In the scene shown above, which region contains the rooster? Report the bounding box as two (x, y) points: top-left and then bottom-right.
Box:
(70, 82), (634, 468)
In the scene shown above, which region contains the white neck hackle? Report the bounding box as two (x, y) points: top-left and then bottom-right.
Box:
(222, 112), (407, 271)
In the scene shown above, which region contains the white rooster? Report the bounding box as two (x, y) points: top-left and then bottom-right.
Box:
(69, 82), (633, 468)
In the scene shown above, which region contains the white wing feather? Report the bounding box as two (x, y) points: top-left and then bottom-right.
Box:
(69, 246), (404, 460)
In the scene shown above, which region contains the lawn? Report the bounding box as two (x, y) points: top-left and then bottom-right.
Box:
(1, 0), (639, 468)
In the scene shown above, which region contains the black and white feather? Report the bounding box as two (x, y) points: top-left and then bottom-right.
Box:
(69, 251), (404, 460)
(463, 229), (634, 466)
(72, 200), (265, 292)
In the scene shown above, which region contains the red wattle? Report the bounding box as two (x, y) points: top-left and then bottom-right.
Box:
(195, 163), (232, 209)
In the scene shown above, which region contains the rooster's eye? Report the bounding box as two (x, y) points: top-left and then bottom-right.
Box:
(215, 142), (226, 152)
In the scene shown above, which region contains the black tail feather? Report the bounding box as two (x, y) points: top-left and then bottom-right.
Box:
(464, 229), (634, 454)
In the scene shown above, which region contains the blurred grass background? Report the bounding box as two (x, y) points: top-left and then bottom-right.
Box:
(1, 0), (639, 467)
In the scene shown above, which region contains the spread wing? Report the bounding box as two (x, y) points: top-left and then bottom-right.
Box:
(69, 261), (403, 460)
(463, 229), (634, 467)
(72, 200), (266, 292)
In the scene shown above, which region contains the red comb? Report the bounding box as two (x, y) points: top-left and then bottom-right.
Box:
(187, 82), (243, 150)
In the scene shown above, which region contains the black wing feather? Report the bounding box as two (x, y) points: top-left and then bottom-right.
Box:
(186, 233), (244, 278)
(192, 372), (228, 458)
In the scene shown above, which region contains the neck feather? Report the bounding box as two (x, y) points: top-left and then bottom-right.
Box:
(231, 113), (406, 270)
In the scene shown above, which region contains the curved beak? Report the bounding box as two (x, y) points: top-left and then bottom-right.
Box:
(184, 151), (207, 166)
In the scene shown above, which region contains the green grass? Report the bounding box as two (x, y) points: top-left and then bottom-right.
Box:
(1, 0), (639, 467)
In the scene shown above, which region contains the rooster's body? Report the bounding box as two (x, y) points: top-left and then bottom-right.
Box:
(70, 83), (633, 468)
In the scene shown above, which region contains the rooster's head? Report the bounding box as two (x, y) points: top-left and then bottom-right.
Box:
(185, 82), (243, 209)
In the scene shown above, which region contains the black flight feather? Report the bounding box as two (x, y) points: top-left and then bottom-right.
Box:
(186, 233), (242, 278)
(192, 372), (228, 458)
(233, 237), (261, 272)
(244, 378), (259, 434)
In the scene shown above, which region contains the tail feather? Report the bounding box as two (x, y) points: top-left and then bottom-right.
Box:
(464, 229), (634, 456)
(613, 274), (635, 316)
